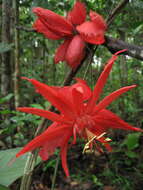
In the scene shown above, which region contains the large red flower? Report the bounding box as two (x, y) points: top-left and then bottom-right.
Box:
(33, 1), (107, 69)
(16, 51), (142, 177)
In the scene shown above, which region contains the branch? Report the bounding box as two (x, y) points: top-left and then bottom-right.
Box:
(104, 36), (143, 61)
(16, 26), (35, 32)
(106, 0), (129, 26)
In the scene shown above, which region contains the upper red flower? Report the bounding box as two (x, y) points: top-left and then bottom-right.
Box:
(33, 1), (107, 69)
(16, 50), (142, 177)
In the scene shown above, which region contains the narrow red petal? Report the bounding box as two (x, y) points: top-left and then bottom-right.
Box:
(33, 7), (74, 36)
(103, 142), (112, 152)
(16, 125), (72, 158)
(86, 52), (119, 113)
(33, 19), (61, 40)
(95, 135), (112, 151)
(77, 21), (105, 44)
(60, 130), (73, 177)
(67, 1), (86, 25)
(93, 85), (136, 114)
(94, 109), (143, 132)
(22, 78), (75, 120)
(65, 35), (85, 68)
(61, 143), (69, 177)
(17, 107), (67, 123)
(54, 39), (71, 64)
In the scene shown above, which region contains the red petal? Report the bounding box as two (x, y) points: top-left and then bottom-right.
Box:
(33, 7), (74, 36)
(21, 77), (75, 120)
(67, 1), (86, 25)
(95, 136), (112, 152)
(94, 109), (143, 132)
(54, 39), (71, 64)
(54, 78), (91, 103)
(65, 35), (85, 68)
(73, 78), (92, 100)
(39, 126), (72, 162)
(33, 19), (61, 39)
(72, 88), (84, 116)
(16, 125), (72, 158)
(86, 52), (119, 113)
(60, 131), (72, 177)
(103, 141), (112, 152)
(51, 79), (91, 115)
(77, 21), (105, 44)
(61, 143), (69, 177)
(89, 11), (107, 30)
(93, 85), (136, 114)
(17, 107), (68, 123)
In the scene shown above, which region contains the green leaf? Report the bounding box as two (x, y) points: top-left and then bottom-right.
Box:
(0, 148), (41, 186)
(30, 103), (44, 109)
(125, 150), (138, 158)
(133, 24), (143, 35)
(123, 133), (141, 150)
(0, 94), (13, 104)
(0, 43), (13, 53)
(0, 184), (11, 190)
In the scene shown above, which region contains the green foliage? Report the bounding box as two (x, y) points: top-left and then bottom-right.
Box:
(123, 133), (141, 150)
(0, 184), (11, 190)
(0, 148), (41, 186)
(0, 43), (13, 53)
(0, 94), (13, 104)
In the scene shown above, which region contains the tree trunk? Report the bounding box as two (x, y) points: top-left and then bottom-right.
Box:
(1, 0), (12, 98)
(13, 0), (20, 108)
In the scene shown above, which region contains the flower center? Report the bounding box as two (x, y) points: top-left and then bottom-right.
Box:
(74, 114), (94, 134)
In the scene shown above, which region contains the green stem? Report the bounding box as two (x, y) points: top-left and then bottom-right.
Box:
(20, 150), (38, 190)
(51, 155), (60, 190)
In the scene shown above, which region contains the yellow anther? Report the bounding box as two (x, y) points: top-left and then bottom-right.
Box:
(82, 132), (106, 154)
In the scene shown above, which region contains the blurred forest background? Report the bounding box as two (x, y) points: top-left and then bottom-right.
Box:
(0, 0), (143, 190)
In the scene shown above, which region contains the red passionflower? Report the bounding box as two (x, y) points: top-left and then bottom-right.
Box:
(16, 50), (142, 177)
(33, 1), (107, 69)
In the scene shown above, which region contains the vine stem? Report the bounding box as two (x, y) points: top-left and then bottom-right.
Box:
(20, 150), (38, 190)
(51, 155), (60, 190)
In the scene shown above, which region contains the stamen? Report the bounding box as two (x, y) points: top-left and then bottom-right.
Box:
(82, 132), (106, 153)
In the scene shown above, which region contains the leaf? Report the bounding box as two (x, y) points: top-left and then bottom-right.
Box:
(30, 103), (44, 109)
(0, 43), (13, 53)
(0, 94), (13, 104)
(0, 184), (11, 190)
(0, 148), (41, 186)
(125, 150), (138, 158)
(123, 133), (141, 150)
(133, 24), (143, 35)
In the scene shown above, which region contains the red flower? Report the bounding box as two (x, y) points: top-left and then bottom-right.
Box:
(16, 50), (142, 177)
(33, 1), (107, 69)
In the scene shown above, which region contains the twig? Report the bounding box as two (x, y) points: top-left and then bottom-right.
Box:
(104, 36), (143, 61)
(106, 0), (129, 26)
(16, 26), (35, 32)
(51, 156), (60, 190)
(83, 46), (98, 80)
